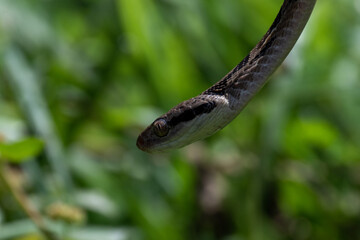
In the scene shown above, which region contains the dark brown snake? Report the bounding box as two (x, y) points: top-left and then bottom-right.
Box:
(137, 0), (317, 153)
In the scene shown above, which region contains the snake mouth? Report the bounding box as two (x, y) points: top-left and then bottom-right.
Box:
(136, 132), (170, 153)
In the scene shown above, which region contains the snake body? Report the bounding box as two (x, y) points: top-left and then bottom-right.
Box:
(137, 0), (316, 152)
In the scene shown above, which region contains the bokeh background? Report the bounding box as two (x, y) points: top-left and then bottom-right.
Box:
(0, 0), (360, 239)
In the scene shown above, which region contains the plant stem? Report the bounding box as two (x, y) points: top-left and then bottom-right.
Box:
(0, 164), (59, 240)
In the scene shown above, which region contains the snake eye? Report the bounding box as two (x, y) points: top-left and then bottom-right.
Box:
(153, 119), (169, 137)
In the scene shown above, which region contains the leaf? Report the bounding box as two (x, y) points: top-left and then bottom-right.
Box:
(0, 138), (44, 163)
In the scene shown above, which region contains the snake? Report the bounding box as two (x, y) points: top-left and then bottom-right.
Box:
(137, 0), (316, 153)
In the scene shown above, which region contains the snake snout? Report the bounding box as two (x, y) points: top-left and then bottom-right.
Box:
(136, 135), (147, 151)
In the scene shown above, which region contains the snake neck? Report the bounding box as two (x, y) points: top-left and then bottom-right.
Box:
(203, 0), (317, 110)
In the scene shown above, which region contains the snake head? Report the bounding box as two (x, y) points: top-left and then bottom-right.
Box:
(137, 95), (234, 153)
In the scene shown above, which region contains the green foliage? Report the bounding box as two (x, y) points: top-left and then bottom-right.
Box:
(0, 0), (359, 239)
(0, 138), (44, 163)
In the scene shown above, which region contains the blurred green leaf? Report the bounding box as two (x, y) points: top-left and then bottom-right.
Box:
(283, 117), (339, 159)
(0, 0), (359, 239)
(279, 180), (322, 217)
(0, 138), (44, 163)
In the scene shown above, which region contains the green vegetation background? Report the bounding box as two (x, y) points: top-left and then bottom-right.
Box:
(0, 0), (360, 239)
